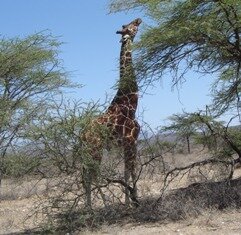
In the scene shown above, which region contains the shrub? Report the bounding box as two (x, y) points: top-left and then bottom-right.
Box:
(2, 154), (40, 178)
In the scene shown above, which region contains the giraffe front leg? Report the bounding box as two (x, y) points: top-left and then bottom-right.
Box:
(124, 159), (131, 205)
(129, 144), (139, 206)
(130, 159), (138, 202)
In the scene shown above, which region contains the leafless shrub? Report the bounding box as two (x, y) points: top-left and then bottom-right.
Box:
(0, 176), (58, 201)
(3, 104), (241, 234)
(32, 176), (241, 233)
(188, 162), (233, 184)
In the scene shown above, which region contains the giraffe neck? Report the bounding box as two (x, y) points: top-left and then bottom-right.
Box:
(107, 37), (138, 117)
(118, 38), (138, 95)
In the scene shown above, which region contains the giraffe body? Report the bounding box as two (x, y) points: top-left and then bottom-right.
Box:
(82, 18), (142, 208)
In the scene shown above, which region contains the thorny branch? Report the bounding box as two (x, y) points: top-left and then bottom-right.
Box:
(153, 157), (236, 208)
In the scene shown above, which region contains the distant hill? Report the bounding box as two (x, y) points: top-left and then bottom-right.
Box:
(139, 124), (241, 144)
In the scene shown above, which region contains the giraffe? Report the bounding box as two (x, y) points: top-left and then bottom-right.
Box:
(81, 18), (142, 209)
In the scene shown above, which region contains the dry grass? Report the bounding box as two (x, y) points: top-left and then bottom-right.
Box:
(1, 149), (241, 234)
(0, 177), (57, 200)
(81, 209), (241, 235)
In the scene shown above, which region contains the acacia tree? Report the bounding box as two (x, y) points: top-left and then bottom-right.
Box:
(107, 1), (241, 216)
(110, 0), (241, 117)
(162, 113), (197, 154)
(0, 33), (71, 183)
(176, 112), (241, 160)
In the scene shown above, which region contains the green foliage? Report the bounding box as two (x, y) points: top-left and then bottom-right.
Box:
(109, 0), (165, 13)
(0, 32), (72, 164)
(138, 0), (241, 76)
(27, 100), (110, 175)
(162, 113), (198, 153)
(110, 0), (241, 115)
(163, 111), (241, 160)
(0, 33), (70, 102)
(28, 101), (123, 232)
(163, 113), (197, 137)
(211, 68), (241, 115)
(2, 154), (40, 178)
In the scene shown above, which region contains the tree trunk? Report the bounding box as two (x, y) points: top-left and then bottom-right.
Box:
(186, 135), (191, 154)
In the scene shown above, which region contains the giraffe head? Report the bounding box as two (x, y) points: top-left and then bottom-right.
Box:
(116, 18), (142, 42)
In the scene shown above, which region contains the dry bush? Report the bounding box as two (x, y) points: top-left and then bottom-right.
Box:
(3, 112), (240, 234)
(32, 176), (241, 234)
(0, 177), (54, 200)
(188, 162), (233, 184)
(2, 144), (241, 234)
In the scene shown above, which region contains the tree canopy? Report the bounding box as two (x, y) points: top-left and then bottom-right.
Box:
(0, 32), (71, 160)
(110, 0), (241, 116)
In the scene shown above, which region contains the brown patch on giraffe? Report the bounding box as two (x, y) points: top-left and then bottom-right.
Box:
(107, 93), (138, 118)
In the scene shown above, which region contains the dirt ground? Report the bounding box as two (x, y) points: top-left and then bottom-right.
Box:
(1, 196), (241, 235)
(83, 210), (241, 235)
(1, 151), (241, 235)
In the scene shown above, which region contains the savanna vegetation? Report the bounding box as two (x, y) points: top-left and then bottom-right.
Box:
(1, 0), (241, 234)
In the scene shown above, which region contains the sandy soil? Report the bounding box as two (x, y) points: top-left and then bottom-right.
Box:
(1, 181), (241, 235)
(1, 195), (241, 235)
(83, 210), (241, 235)
(1, 151), (241, 235)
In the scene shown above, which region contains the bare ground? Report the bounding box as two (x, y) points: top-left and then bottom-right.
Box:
(83, 210), (241, 235)
(1, 197), (241, 235)
(1, 151), (241, 235)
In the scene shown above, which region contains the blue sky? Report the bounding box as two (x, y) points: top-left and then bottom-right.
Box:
(0, 0), (215, 129)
